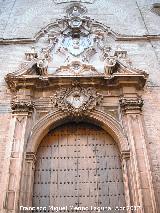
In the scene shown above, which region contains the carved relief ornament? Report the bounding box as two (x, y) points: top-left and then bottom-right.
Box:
(54, 86), (102, 116)
(20, 3), (132, 76)
(5, 4), (148, 92)
(11, 99), (34, 114)
(119, 97), (143, 112)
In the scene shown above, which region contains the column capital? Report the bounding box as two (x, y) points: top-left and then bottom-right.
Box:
(11, 98), (34, 114)
(119, 97), (143, 113)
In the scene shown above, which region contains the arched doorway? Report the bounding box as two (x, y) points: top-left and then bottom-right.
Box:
(32, 122), (126, 212)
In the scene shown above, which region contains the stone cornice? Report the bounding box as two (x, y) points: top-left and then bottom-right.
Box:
(5, 74), (148, 92)
(0, 35), (160, 45)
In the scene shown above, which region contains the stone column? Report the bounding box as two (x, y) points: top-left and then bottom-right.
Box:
(3, 99), (34, 213)
(120, 97), (157, 213)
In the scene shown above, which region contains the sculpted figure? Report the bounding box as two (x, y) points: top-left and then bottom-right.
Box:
(104, 57), (116, 75)
(37, 59), (48, 75)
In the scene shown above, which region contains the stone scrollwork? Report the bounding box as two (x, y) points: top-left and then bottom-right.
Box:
(55, 60), (99, 75)
(5, 3), (148, 89)
(21, 4), (131, 77)
(54, 86), (103, 116)
(119, 97), (144, 112)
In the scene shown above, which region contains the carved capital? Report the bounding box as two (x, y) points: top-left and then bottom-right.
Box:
(119, 97), (143, 112)
(55, 85), (103, 117)
(11, 99), (34, 114)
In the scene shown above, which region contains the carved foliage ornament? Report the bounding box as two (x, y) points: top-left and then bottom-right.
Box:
(119, 97), (143, 112)
(11, 99), (34, 113)
(54, 86), (102, 116)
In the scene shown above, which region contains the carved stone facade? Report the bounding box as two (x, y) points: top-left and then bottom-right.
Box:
(0, 1), (160, 213)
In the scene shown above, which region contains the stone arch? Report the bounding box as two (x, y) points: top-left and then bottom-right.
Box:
(26, 109), (129, 154)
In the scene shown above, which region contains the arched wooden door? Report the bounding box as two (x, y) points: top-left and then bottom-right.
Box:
(33, 123), (126, 212)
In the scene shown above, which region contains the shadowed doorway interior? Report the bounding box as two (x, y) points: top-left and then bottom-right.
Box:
(32, 122), (126, 212)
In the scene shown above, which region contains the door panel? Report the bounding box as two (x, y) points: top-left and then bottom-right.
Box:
(33, 123), (126, 212)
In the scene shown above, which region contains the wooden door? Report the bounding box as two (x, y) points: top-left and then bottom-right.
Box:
(33, 123), (126, 212)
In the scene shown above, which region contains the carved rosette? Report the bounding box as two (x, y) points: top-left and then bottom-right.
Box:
(119, 97), (143, 112)
(54, 86), (102, 116)
(11, 99), (34, 114)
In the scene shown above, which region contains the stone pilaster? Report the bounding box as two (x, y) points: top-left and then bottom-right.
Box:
(120, 97), (157, 213)
(3, 99), (34, 213)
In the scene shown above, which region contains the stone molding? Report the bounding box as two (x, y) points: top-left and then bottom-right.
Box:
(5, 63), (148, 91)
(26, 109), (129, 153)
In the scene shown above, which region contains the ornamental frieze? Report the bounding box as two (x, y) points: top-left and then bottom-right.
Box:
(54, 86), (102, 116)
